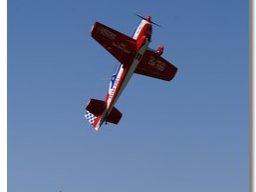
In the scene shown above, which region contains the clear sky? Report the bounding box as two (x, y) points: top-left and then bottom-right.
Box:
(8, 0), (249, 191)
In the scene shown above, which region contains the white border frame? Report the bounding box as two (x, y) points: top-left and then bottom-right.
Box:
(0, 0), (7, 191)
(2, 1), (252, 192)
(252, 0), (255, 191)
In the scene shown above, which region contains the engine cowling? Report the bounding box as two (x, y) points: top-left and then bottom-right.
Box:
(136, 35), (146, 51)
(156, 46), (164, 56)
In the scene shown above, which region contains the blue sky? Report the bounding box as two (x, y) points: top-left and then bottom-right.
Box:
(8, 0), (249, 191)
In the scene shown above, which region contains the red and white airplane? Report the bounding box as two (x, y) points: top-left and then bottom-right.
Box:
(85, 15), (177, 131)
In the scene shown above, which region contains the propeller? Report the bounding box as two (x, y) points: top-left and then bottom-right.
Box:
(135, 14), (162, 27)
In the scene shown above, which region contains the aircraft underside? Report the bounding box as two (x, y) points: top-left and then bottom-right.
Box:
(85, 16), (177, 131)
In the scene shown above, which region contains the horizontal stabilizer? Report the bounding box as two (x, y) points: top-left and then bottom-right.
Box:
(106, 107), (122, 124)
(85, 99), (122, 129)
(86, 99), (106, 116)
(85, 99), (106, 129)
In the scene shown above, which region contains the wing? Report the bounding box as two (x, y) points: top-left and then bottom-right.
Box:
(91, 22), (136, 65)
(135, 49), (178, 81)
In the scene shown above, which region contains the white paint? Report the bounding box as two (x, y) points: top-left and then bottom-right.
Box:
(107, 65), (124, 107)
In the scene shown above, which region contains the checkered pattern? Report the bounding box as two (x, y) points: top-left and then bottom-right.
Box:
(84, 111), (96, 126)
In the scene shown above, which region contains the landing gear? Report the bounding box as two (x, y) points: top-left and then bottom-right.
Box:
(156, 46), (164, 56)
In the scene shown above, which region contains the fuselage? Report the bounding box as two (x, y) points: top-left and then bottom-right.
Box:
(94, 18), (153, 129)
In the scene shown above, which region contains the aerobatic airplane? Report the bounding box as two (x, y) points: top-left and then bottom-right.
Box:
(85, 15), (177, 130)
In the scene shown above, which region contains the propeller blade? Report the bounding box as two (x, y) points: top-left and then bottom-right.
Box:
(151, 21), (162, 27)
(135, 14), (145, 20)
(135, 14), (162, 27)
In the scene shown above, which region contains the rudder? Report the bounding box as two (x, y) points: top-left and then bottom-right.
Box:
(84, 111), (97, 126)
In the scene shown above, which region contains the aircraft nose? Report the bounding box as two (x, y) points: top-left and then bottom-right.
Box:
(146, 16), (151, 22)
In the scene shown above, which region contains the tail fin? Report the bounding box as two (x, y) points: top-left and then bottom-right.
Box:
(84, 111), (97, 126)
(84, 98), (122, 130)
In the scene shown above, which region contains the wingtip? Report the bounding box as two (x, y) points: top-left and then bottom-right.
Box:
(90, 23), (95, 34)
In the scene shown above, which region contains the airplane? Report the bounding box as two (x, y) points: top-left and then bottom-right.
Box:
(85, 15), (178, 131)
